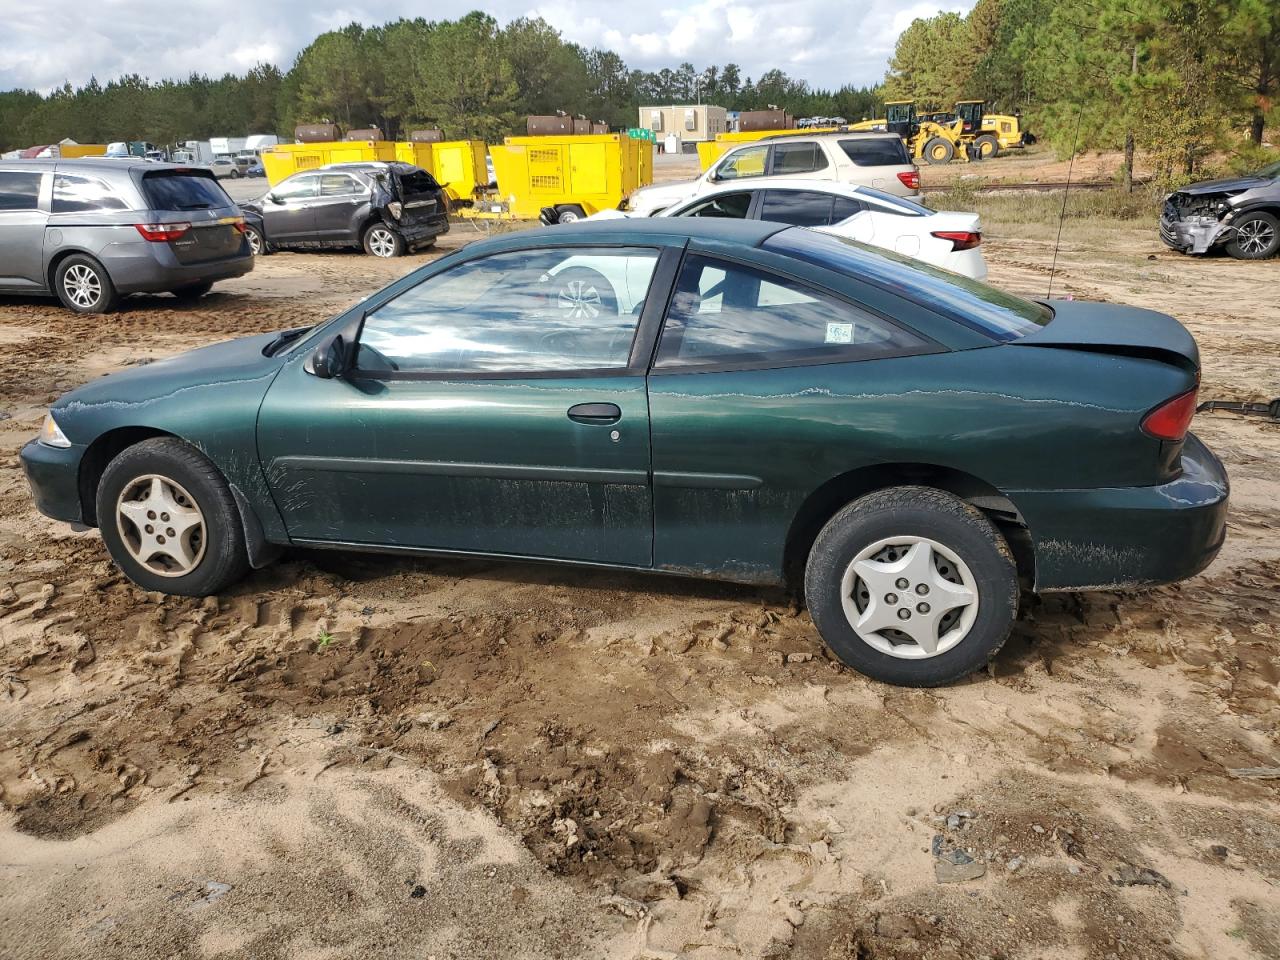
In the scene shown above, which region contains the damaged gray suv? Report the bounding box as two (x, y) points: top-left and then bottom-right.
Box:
(1160, 158), (1280, 259)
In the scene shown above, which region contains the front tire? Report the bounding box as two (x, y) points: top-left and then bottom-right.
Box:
(804, 486), (1018, 687)
(244, 223), (268, 256)
(545, 266), (617, 319)
(974, 134), (1000, 159)
(54, 254), (119, 314)
(96, 438), (249, 596)
(923, 137), (955, 165)
(363, 223), (405, 258)
(555, 204), (588, 224)
(1226, 211), (1279, 259)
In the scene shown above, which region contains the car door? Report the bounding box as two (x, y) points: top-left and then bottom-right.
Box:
(0, 169), (49, 291)
(313, 173), (368, 241)
(257, 243), (678, 567)
(645, 250), (935, 582)
(262, 174), (319, 241)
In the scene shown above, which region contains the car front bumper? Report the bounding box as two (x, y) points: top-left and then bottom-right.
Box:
(21, 438), (86, 525)
(1159, 214), (1233, 255)
(1012, 432), (1228, 591)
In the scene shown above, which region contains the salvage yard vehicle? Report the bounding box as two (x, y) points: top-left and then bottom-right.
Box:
(0, 158), (253, 312)
(22, 219), (1228, 687)
(580, 179), (987, 279)
(1160, 158), (1280, 259)
(208, 158), (240, 179)
(624, 132), (920, 217)
(238, 161), (448, 258)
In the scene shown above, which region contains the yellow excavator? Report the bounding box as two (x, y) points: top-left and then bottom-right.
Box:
(849, 101), (972, 165)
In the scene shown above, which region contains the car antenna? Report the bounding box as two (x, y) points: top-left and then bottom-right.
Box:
(1046, 102), (1085, 300)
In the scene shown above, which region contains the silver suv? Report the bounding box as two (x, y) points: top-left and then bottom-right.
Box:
(0, 159), (253, 313)
(625, 132), (921, 216)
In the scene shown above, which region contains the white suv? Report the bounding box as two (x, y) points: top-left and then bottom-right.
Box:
(626, 132), (920, 216)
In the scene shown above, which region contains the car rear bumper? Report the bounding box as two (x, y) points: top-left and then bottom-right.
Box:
(20, 439), (85, 525)
(100, 238), (254, 293)
(1013, 432), (1228, 591)
(398, 214), (449, 246)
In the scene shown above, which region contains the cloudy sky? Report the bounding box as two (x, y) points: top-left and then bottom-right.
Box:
(0, 0), (975, 94)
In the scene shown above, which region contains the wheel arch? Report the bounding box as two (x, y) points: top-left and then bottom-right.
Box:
(78, 426), (280, 569)
(47, 246), (108, 293)
(783, 462), (1033, 592)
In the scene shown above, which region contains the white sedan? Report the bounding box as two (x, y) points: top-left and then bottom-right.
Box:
(585, 179), (987, 280)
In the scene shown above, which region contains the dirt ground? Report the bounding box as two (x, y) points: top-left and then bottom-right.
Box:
(1, 198), (1279, 960)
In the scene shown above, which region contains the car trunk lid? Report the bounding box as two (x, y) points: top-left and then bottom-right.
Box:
(1010, 300), (1198, 371)
(387, 166), (443, 224)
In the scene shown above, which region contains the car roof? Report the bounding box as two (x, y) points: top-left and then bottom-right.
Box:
(522, 217), (787, 246)
(757, 131), (902, 142)
(693, 177), (869, 199)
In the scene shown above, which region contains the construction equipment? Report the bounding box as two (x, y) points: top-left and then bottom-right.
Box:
(953, 101), (1028, 157)
(849, 101), (971, 165)
(261, 140), (399, 184)
(464, 132), (652, 222)
(394, 139), (488, 205)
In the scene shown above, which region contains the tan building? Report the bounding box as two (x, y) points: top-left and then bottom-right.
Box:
(639, 104), (729, 144)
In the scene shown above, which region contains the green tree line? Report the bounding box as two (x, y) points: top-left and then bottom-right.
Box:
(0, 11), (877, 151)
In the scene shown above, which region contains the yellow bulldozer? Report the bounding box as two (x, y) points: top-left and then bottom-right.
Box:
(848, 101), (972, 165)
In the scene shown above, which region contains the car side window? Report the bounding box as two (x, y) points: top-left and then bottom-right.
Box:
(0, 172), (42, 211)
(831, 196), (867, 222)
(655, 254), (929, 370)
(769, 142), (829, 176)
(320, 174), (363, 197)
(714, 145), (768, 181)
(677, 192), (752, 219)
(51, 174), (128, 214)
(838, 138), (911, 166)
(356, 247), (661, 375)
(274, 176), (318, 200)
(758, 190), (837, 227)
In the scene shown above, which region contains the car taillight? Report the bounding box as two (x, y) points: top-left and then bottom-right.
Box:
(135, 222), (191, 242)
(232, 219), (247, 234)
(932, 230), (982, 251)
(897, 170), (920, 190)
(1141, 387), (1198, 441)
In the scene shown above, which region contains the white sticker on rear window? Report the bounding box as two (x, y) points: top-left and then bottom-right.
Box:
(826, 322), (853, 344)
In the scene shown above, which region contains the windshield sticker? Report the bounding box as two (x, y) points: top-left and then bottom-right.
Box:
(826, 322), (854, 344)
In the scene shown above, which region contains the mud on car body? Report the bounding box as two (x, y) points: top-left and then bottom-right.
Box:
(1160, 159), (1280, 259)
(239, 161), (449, 258)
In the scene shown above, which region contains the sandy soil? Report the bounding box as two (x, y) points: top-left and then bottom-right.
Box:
(1, 215), (1278, 960)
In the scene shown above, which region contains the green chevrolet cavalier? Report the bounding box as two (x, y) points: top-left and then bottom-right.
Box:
(21, 219), (1228, 686)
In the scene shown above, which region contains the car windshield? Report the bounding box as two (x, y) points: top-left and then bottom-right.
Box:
(1251, 159), (1280, 179)
(141, 170), (233, 211)
(765, 227), (1052, 341)
(856, 187), (933, 216)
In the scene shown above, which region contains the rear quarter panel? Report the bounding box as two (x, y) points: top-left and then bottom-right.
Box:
(648, 344), (1188, 583)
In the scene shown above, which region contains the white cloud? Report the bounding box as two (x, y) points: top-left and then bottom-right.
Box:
(0, 0), (977, 93)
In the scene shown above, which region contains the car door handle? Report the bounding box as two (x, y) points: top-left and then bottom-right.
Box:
(567, 402), (621, 425)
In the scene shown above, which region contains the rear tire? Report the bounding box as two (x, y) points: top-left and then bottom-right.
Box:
(1226, 211), (1279, 259)
(923, 137), (955, 165)
(804, 486), (1018, 687)
(54, 254), (119, 314)
(555, 204), (588, 224)
(363, 223), (405, 258)
(96, 438), (249, 596)
(974, 134), (1000, 159)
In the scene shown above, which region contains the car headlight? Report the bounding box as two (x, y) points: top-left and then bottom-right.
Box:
(40, 412), (71, 448)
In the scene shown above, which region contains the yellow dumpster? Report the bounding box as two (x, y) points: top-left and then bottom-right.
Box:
(465, 133), (651, 221)
(260, 141), (399, 185)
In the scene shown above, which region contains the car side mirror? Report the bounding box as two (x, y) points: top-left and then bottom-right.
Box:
(269, 193), (285, 205)
(306, 334), (348, 380)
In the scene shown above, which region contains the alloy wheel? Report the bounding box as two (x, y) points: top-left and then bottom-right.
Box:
(367, 228), (398, 258)
(63, 264), (102, 309)
(1237, 218), (1275, 256)
(246, 229), (262, 255)
(557, 279), (602, 319)
(839, 535), (979, 659)
(115, 474), (207, 577)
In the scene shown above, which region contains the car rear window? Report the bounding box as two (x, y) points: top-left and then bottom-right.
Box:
(839, 138), (911, 167)
(140, 170), (233, 211)
(396, 167), (440, 196)
(856, 187), (932, 217)
(765, 227), (1052, 341)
